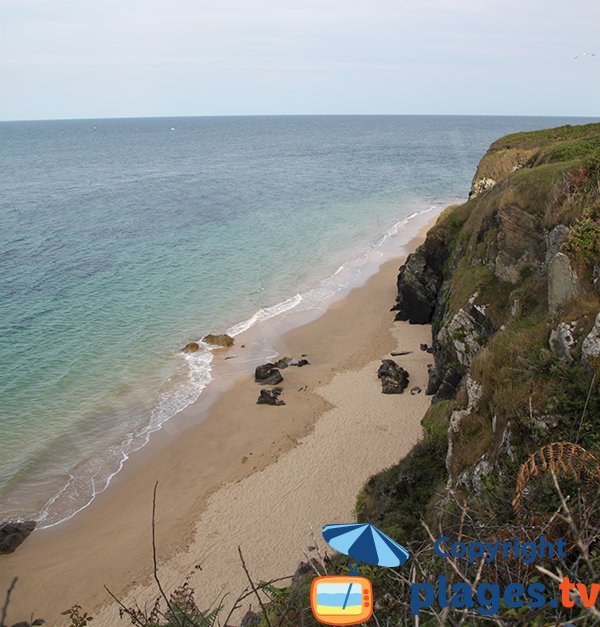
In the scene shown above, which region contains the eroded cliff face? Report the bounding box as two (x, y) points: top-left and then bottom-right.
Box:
(363, 122), (600, 539)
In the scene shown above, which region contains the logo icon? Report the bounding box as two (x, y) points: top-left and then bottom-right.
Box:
(311, 523), (409, 625)
(310, 576), (373, 626)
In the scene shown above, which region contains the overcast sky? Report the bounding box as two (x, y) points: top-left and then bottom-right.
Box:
(1, 0), (599, 120)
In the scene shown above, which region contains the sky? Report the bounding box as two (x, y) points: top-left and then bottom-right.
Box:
(0, 0), (599, 120)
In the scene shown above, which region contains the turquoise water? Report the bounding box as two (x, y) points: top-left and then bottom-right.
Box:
(1, 115), (596, 526)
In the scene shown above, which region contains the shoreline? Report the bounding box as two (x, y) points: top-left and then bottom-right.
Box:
(0, 212), (440, 625)
(10, 203), (451, 531)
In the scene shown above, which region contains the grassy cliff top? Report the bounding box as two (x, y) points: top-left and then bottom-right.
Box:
(473, 120), (600, 186)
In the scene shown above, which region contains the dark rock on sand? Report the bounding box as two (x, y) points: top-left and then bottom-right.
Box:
(182, 341), (200, 353)
(420, 343), (428, 351)
(274, 356), (292, 369)
(377, 359), (409, 394)
(293, 358), (310, 367)
(255, 363), (284, 385)
(391, 233), (448, 324)
(202, 333), (234, 347)
(0, 520), (36, 554)
(257, 388), (285, 406)
(410, 386), (422, 395)
(391, 351), (411, 357)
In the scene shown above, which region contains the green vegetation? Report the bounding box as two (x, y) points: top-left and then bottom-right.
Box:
(564, 210), (600, 263)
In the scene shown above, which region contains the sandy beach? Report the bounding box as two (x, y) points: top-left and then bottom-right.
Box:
(0, 215), (438, 626)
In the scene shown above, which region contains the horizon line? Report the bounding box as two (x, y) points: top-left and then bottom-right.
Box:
(1, 112), (600, 124)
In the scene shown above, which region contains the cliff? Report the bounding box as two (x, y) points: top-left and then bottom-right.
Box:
(258, 122), (600, 625)
(384, 121), (600, 509)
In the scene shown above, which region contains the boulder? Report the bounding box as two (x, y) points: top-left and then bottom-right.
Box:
(548, 253), (580, 315)
(293, 358), (310, 367)
(255, 363), (284, 385)
(582, 313), (600, 368)
(410, 386), (422, 395)
(391, 351), (412, 356)
(202, 333), (234, 348)
(0, 520), (36, 554)
(377, 360), (409, 394)
(182, 341), (200, 353)
(257, 388), (285, 406)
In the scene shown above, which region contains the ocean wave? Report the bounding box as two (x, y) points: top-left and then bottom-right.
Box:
(226, 293), (304, 337)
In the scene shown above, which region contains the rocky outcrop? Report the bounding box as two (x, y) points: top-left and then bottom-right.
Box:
(469, 177), (496, 197)
(202, 333), (234, 347)
(255, 363), (284, 385)
(182, 341), (200, 353)
(494, 205), (544, 283)
(437, 296), (495, 369)
(0, 520), (36, 554)
(257, 388), (285, 406)
(548, 252), (580, 315)
(377, 360), (409, 394)
(549, 321), (577, 363)
(391, 233), (449, 324)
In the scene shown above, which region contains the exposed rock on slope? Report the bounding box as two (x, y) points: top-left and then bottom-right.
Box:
(362, 121), (600, 543)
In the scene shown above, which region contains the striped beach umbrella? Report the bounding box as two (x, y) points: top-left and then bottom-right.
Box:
(322, 523), (409, 568)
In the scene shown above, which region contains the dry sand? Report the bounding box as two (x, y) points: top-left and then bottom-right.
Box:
(0, 217), (438, 626)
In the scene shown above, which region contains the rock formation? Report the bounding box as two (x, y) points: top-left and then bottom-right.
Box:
(255, 363), (284, 385)
(0, 520), (36, 554)
(377, 359), (409, 394)
(202, 333), (235, 347)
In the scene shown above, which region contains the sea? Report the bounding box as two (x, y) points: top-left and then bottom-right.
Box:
(1, 114), (596, 527)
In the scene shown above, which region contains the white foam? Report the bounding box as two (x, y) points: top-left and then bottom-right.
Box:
(226, 293), (303, 337)
(37, 349), (213, 528)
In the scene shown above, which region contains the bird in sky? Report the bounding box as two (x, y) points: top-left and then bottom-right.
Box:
(574, 52), (596, 59)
